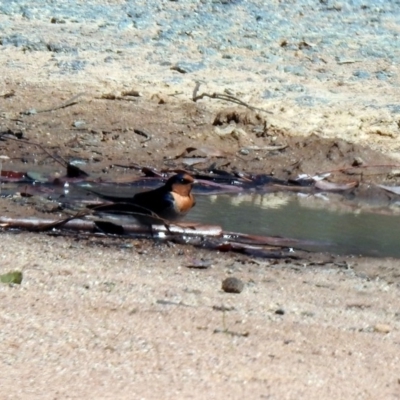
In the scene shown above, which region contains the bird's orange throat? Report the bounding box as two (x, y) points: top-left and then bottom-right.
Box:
(172, 192), (196, 213)
(171, 182), (193, 197)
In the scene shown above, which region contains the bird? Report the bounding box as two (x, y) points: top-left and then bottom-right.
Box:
(89, 173), (196, 225)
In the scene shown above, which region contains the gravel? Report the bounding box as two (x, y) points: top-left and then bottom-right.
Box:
(1, 0), (399, 141)
(1, 1), (398, 59)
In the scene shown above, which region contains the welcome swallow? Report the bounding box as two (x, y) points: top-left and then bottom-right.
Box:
(91, 173), (196, 224)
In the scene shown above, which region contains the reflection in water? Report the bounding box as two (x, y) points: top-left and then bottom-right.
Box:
(189, 192), (400, 258)
(3, 181), (399, 257)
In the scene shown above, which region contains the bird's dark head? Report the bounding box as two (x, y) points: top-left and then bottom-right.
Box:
(166, 173), (196, 196)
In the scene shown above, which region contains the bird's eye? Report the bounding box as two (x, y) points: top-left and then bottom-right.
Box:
(175, 175), (193, 185)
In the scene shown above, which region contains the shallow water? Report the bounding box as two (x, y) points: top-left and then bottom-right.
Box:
(3, 181), (400, 258)
(189, 192), (400, 258)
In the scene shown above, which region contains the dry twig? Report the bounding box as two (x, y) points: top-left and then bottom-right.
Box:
(133, 128), (152, 143)
(192, 82), (273, 114)
(21, 92), (85, 115)
(0, 216), (223, 237)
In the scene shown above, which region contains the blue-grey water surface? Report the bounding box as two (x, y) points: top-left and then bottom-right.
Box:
(189, 192), (400, 258)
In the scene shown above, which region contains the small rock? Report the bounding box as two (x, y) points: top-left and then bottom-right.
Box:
(151, 93), (168, 104)
(352, 157), (364, 166)
(171, 62), (205, 74)
(73, 120), (86, 128)
(213, 108), (264, 126)
(352, 70), (370, 79)
(222, 277), (244, 293)
(282, 65), (306, 76)
(376, 71), (391, 81)
(121, 89), (142, 97)
(50, 17), (66, 24)
(185, 259), (212, 269)
(275, 308), (285, 315)
(373, 324), (391, 334)
(21, 108), (37, 115)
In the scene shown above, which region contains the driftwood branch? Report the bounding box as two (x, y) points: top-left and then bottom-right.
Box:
(0, 215), (313, 253)
(192, 82), (273, 114)
(0, 216), (223, 237)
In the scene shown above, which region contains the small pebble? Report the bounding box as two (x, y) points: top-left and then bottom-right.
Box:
(352, 70), (370, 79)
(275, 308), (285, 315)
(151, 93), (168, 104)
(121, 89), (143, 97)
(352, 157), (364, 166)
(373, 324), (391, 334)
(185, 259), (212, 269)
(72, 120), (86, 128)
(221, 277), (244, 293)
(170, 61), (205, 74)
(21, 108), (37, 115)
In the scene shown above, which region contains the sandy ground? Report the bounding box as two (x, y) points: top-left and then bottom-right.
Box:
(1, 31), (400, 399)
(0, 232), (400, 400)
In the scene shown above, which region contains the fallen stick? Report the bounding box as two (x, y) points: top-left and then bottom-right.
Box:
(0, 216), (223, 237)
(133, 128), (152, 143)
(20, 92), (85, 115)
(0, 215), (317, 250)
(192, 82), (273, 114)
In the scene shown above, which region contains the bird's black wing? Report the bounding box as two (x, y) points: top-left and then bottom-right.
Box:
(88, 189), (134, 203)
(131, 189), (176, 217)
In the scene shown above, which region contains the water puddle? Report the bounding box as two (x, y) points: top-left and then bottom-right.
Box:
(188, 192), (400, 258)
(2, 180), (400, 258)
